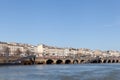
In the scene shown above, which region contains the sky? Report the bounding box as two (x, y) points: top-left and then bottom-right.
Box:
(0, 0), (120, 50)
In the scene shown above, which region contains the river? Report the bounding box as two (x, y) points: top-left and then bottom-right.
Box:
(0, 64), (120, 80)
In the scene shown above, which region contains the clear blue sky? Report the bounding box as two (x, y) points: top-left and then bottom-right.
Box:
(0, 0), (120, 50)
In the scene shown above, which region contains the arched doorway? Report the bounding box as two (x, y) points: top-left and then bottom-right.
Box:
(116, 60), (119, 63)
(108, 60), (111, 63)
(112, 60), (115, 63)
(98, 60), (102, 63)
(65, 60), (71, 64)
(56, 60), (63, 64)
(92, 60), (98, 63)
(80, 60), (84, 63)
(46, 59), (54, 64)
(103, 60), (107, 63)
(73, 60), (79, 64)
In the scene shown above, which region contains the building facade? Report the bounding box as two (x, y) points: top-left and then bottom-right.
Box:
(0, 41), (120, 58)
(0, 41), (37, 56)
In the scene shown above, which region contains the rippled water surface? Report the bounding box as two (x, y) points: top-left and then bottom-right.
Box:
(0, 64), (120, 80)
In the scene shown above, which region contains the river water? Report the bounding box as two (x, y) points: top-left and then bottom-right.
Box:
(0, 64), (120, 80)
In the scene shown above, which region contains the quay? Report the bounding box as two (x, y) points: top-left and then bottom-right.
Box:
(0, 56), (120, 65)
(27, 56), (120, 65)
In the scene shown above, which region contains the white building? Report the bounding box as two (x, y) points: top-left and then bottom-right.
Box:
(37, 44), (77, 57)
(0, 41), (37, 56)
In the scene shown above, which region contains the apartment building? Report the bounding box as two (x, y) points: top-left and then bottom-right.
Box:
(0, 41), (120, 58)
(37, 44), (64, 57)
(37, 44), (78, 57)
(0, 41), (37, 56)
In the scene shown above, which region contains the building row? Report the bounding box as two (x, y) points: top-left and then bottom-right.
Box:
(0, 41), (37, 56)
(0, 41), (120, 57)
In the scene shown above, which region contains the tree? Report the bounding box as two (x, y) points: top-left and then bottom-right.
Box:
(3, 46), (10, 63)
(0, 49), (3, 56)
(15, 48), (22, 56)
(25, 49), (31, 56)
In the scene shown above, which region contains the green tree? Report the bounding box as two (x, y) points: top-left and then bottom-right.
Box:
(3, 46), (10, 63)
(15, 48), (22, 56)
(0, 49), (3, 56)
(25, 49), (31, 56)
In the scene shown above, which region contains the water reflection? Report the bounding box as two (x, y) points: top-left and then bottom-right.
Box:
(0, 64), (120, 80)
